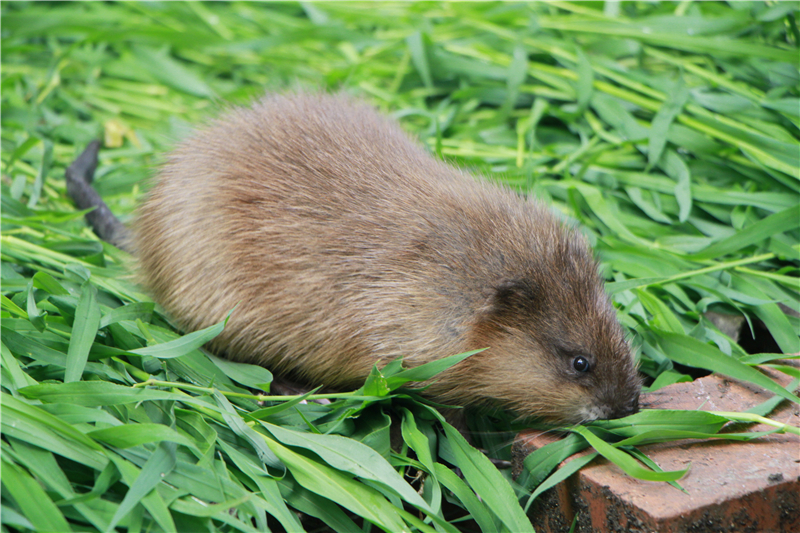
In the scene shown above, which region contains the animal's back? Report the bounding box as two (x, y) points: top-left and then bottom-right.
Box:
(138, 94), (513, 381)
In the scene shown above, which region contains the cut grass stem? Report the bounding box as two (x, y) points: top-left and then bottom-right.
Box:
(718, 411), (800, 436)
(132, 378), (364, 403)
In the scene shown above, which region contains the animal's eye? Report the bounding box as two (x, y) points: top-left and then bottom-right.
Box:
(573, 356), (590, 373)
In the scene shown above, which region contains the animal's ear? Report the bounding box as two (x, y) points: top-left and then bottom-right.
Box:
(483, 279), (541, 322)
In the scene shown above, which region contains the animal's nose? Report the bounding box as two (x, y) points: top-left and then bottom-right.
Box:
(611, 394), (639, 419)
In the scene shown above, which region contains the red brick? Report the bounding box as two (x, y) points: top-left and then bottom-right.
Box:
(512, 364), (800, 533)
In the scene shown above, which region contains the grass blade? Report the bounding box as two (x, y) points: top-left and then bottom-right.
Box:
(64, 281), (101, 382)
(692, 204), (800, 260)
(265, 438), (413, 533)
(88, 424), (197, 450)
(129, 310), (231, 358)
(649, 77), (688, 168)
(657, 331), (800, 405)
(571, 426), (687, 481)
(431, 409), (534, 533)
(264, 421), (433, 513)
(1, 457), (72, 532)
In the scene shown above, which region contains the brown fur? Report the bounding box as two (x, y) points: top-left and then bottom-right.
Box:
(135, 93), (641, 424)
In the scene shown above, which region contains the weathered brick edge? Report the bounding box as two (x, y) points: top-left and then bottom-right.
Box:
(512, 363), (800, 533)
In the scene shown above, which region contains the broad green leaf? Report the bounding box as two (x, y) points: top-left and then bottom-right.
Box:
(574, 47), (593, 115)
(649, 77), (688, 167)
(657, 332), (800, 404)
(1, 411), (107, 470)
(1, 340), (38, 389)
(608, 277), (671, 295)
(129, 310), (231, 358)
(4, 135), (40, 173)
(399, 409), (442, 514)
(568, 181), (647, 245)
(99, 302), (154, 328)
(636, 288), (684, 334)
(19, 381), (194, 406)
(213, 391), (283, 470)
(519, 432), (590, 492)
(175, 408), (217, 454)
(731, 273), (800, 354)
(693, 204), (800, 260)
(3, 393), (104, 450)
(407, 31), (433, 88)
(170, 493), (254, 519)
(592, 409), (729, 435)
(386, 349), (484, 389)
(1, 294), (27, 318)
(739, 353), (800, 365)
(0, 457), (72, 532)
(572, 426), (688, 481)
(431, 409), (534, 533)
(88, 423), (197, 449)
(264, 421), (433, 513)
(625, 187), (672, 224)
(661, 150), (692, 222)
(265, 438), (413, 533)
(29, 138), (52, 208)
(626, 446), (686, 493)
(524, 452), (598, 511)
(614, 428), (783, 447)
(591, 91), (648, 141)
(218, 440), (306, 532)
(132, 45), (215, 97)
(5, 439), (110, 531)
(39, 402), (122, 426)
(32, 271), (69, 295)
(505, 44), (529, 113)
(0, 505), (34, 531)
(433, 463), (498, 533)
(278, 476), (361, 533)
(362, 363), (391, 397)
(65, 281), (101, 382)
(1, 326), (69, 368)
(25, 279), (46, 333)
(107, 452), (176, 533)
(400, 409), (436, 473)
(646, 369), (692, 391)
(746, 378), (800, 417)
(350, 409), (392, 456)
(207, 352), (273, 389)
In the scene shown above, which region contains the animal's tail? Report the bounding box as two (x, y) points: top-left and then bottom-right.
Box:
(65, 141), (133, 253)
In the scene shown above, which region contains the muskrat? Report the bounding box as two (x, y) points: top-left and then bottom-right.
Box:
(67, 92), (641, 425)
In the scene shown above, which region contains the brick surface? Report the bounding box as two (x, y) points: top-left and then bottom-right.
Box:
(512, 364), (800, 533)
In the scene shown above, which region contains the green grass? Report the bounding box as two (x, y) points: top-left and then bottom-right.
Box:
(2, 2), (799, 532)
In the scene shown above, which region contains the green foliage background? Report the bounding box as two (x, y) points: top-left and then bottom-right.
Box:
(2, 2), (799, 532)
